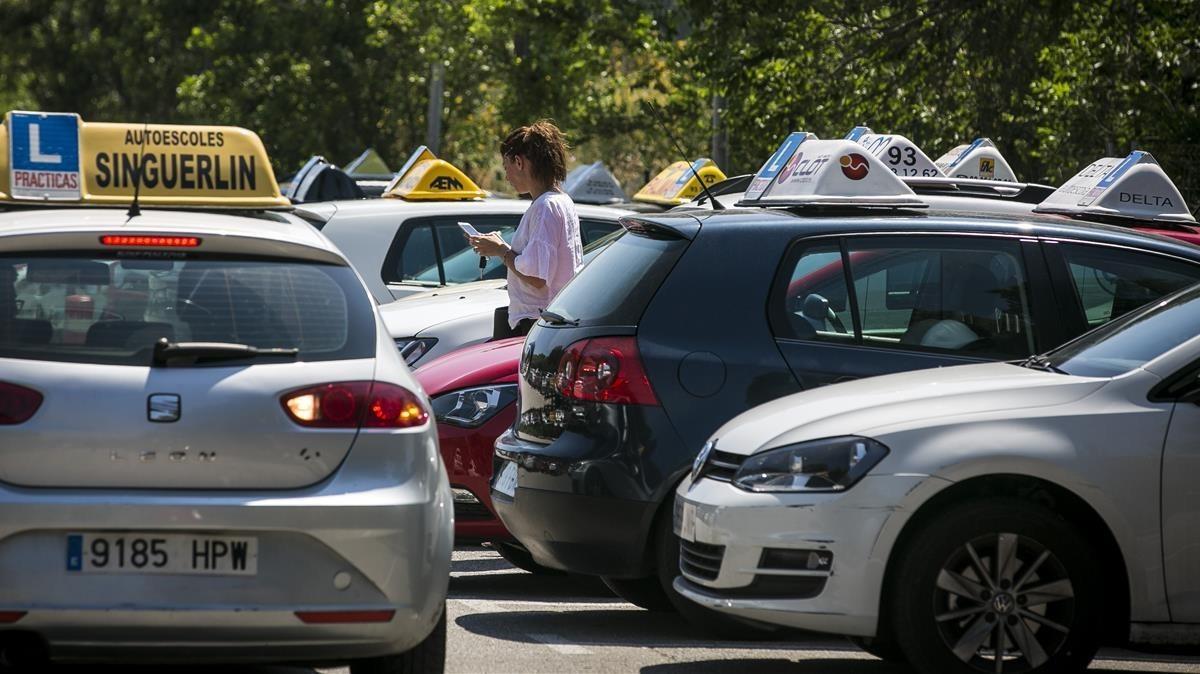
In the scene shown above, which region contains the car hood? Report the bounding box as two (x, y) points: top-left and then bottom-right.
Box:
(380, 280), (507, 337)
(713, 362), (1109, 456)
(413, 336), (524, 396)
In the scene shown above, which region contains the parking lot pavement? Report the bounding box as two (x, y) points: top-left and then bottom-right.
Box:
(32, 548), (1200, 673)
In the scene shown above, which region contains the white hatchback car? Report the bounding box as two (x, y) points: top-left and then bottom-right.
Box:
(0, 114), (451, 671)
(675, 283), (1200, 673)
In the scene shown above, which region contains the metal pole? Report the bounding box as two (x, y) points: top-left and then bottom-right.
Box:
(426, 61), (445, 154)
(711, 93), (729, 171)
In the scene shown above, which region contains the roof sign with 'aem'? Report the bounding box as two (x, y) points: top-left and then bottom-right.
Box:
(846, 126), (943, 179)
(740, 138), (925, 209)
(743, 132), (818, 201)
(934, 138), (1019, 182)
(1034, 151), (1194, 223)
(384, 145), (485, 201)
(7, 111), (82, 201)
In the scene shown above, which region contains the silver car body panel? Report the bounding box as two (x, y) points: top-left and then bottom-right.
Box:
(0, 208), (452, 663)
(380, 279), (507, 364)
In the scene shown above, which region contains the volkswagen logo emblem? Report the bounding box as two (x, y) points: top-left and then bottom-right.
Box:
(991, 593), (1015, 615)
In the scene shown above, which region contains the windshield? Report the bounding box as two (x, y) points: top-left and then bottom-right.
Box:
(0, 253), (375, 365)
(417, 227), (624, 285)
(1045, 283), (1200, 378)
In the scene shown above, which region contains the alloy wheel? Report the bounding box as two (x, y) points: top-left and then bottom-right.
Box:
(933, 532), (1075, 672)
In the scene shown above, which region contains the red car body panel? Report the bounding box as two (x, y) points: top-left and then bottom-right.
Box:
(414, 337), (524, 543)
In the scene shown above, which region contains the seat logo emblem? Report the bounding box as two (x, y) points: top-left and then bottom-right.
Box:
(148, 394), (181, 423)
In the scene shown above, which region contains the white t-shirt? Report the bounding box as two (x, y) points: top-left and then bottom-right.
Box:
(507, 190), (583, 327)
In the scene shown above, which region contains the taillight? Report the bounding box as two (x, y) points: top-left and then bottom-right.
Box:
(0, 382), (43, 425)
(100, 235), (201, 247)
(556, 337), (659, 405)
(281, 381), (428, 428)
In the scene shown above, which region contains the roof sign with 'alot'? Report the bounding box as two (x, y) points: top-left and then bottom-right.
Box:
(1034, 151), (1195, 224)
(2, 110), (288, 208)
(739, 138), (925, 209)
(633, 159), (726, 206)
(384, 146), (485, 201)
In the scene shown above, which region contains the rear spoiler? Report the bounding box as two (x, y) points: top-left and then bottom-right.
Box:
(619, 215), (701, 241)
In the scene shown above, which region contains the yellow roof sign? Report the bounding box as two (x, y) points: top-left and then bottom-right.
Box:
(633, 158), (726, 206)
(2, 111), (288, 208)
(383, 146), (485, 201)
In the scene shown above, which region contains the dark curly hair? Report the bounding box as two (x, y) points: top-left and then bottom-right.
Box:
(500, 120), (569, 186)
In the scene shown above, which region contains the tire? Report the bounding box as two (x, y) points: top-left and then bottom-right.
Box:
(601, 574), (674, 611)
(847, 635), (907, 664)
(890, 498), (1103, 674)
(350, 603), (446, 674)
(492, 540), (565, 576)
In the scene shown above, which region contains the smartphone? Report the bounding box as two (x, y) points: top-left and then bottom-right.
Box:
(457, 221), (482, 237)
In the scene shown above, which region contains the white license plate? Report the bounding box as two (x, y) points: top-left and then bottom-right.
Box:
(67, 533), (258, 576)
(494, 461), (518, 498)
(678, 500), (697, 542)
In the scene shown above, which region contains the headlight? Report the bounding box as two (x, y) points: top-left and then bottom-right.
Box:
(430, 384), (517, 427)
(732, 436), (888, 493)
(395, 337), (438, 366)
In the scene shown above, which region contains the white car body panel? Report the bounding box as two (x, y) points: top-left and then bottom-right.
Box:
(676, 349), (1200, 636)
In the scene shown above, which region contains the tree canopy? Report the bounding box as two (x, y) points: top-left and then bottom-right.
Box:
(1, 0), (1196, 203)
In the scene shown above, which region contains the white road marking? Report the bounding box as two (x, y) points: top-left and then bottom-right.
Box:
(529, 632), (592, 655)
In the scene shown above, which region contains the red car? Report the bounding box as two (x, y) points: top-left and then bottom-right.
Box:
(414, 336), (552, 571)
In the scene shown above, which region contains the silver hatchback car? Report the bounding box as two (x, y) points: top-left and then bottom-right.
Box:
(0, 206), (452, 669)
(0, 111), (453, 666)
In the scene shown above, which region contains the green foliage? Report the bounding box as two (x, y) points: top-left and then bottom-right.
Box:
(0, 0), (1196, 203)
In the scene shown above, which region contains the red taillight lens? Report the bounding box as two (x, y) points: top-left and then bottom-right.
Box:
(555, 337), (659, 406)
(281, 381), (428, 428)
(0, 382), (43, 425)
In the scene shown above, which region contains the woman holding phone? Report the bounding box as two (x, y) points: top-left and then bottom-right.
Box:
(468, 120), (582, 339)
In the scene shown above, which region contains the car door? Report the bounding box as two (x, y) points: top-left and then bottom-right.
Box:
(1043, 240), (1200, 342)
(1155, 357), (1200, 623)
(770, 234), (1047, 389)
(382, 215), (520, 298)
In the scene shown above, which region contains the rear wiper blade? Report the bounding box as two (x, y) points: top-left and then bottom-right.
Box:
(1017, 354), (1067, 374)
(539, 310), (580, 326)
(152, 339), (299, 366)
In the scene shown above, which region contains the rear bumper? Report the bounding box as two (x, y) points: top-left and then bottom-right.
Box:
(0, 432), (453, 664)
(491, 407), (688, 578)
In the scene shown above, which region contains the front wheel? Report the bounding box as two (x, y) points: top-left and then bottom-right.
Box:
(350, 603), (446, 674)
(891, 498), (1103, 674)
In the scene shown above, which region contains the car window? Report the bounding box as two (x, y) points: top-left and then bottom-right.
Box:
(397, 224), (438, 282)
(1060, 243), (1200, 330)
(774, 236), (1035, 358)
(0, 254), (375, 365)
(581, 219), (619, 246)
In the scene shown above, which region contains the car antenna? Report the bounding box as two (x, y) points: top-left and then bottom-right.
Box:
(644, 101), (725, 210)
(126, 121), (149, 219)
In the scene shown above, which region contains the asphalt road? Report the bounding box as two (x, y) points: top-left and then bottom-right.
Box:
(34, 547), (1200, 673)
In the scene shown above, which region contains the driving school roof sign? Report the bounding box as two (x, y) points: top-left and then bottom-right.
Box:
(1, 111), (288, 208)
(739, 138), (925, 208)
(7, 111), (81, 200)
(934, 138), (1019, 182)
(846, 126), (943, 179)
(1034, 151), (1195, 223)
(632, 159), (726, 206)
(383, 145), (486, 201)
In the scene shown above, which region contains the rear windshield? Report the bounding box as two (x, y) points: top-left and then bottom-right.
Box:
(544, 232), (688, 326)
(0, 253), (375, 365)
